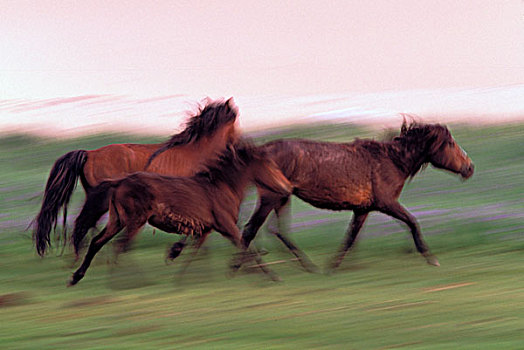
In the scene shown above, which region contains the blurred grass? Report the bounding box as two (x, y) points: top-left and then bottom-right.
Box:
(0, 123), (523, 349)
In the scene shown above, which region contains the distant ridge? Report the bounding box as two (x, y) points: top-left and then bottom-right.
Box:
(1, 86), (523, 138)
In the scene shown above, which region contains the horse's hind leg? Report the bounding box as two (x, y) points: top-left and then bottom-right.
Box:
(72, 186), (113, 257)
(113, 217), (148, 257)
(379, 202), (439, 266)
(72, 197), (109, 258)
(68, 222), (123, 286)
(328, 210), (369, 272)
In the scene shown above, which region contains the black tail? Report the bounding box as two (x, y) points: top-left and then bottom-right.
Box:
(72, 181), (115, 256)
(33, 150), (88, 256)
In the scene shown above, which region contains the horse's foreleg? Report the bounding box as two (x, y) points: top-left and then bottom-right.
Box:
(68, 223), (122, 286)
(176, 234), (208, 276)
(241, 195), (282, 248)
(270, 199), (319, 273)
(220, 218), (281, 282)
(379, 202), (439, 266)
(166, 236), (189, 263)
(246, 245), (282, 282)
(328, 210), (369, 272)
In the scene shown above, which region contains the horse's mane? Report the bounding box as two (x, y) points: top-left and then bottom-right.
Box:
(389, 119), (452, 177)
(146, 98), (238, 168)
(195, 138), (258, 190)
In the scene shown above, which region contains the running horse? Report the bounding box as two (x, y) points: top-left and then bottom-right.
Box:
(68, 139), (292, 286)
(33, 98), (239, 256)
(239, 121), (474, 271)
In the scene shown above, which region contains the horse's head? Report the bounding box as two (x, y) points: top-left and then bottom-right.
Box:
(421, 124), (474, 179)
(214, 97), (240, 147)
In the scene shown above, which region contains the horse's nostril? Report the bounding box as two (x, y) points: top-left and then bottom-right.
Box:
(462, 163), (474, 178)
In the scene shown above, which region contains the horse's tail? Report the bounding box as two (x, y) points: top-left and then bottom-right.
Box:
(72, 180), (116, 256)
(33, 150), (88, 256)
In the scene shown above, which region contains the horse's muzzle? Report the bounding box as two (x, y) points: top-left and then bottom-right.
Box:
(461, 163), (474, 179)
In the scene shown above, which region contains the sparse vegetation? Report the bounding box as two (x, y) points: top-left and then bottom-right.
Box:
(1, 123), (523, 349)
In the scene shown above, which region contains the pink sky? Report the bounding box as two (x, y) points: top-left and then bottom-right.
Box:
(2, 0), (523, 100)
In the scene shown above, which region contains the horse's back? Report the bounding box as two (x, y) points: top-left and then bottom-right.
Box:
(83, 143), (159, 187)
(146, 146), (209, 177)
(86, 141), (225, 186)
(112, 172), (214, 232)
(120, 173), (210, 212)
(262, 139), (381, 210)
(264, 139), (376, 179)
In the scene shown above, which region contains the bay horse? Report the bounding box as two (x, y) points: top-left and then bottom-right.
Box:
(239, 121), (474, 271)
(68, 139), (292, 286)
(33, 98), (239, 256)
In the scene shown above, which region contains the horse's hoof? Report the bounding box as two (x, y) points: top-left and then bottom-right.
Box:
(324, 260), (341, 275)
(270, 274), (282, 282)
(425, 255), (440, 267)
(226, 269), (238, 279)
(257, 248), (269, 256)
(168, 249), (183, 261)
(67, 278), (77, 287)
(68, 271), (84, 287)
(308, 266), (321, 274)
(302, 262), (320, 274)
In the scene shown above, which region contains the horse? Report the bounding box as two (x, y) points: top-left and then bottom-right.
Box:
(238, 121), (474, 272)
(33, 98), (240, 257)
(68, 139), (292, 286)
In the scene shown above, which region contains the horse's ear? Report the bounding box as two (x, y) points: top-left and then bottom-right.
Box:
(225, 97), (238, 118)
(400, 115), (408, 135)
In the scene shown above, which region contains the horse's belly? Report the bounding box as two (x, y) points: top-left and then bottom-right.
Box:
(148, 213), (206, 236)
(295, 182), (373, 210)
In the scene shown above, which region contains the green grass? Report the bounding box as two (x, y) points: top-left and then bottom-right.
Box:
(1, 124), (523, 349)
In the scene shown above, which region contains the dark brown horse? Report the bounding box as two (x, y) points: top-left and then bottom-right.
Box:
(239, 121), (474, 271)
(68, 139), (292, 286)
(33, 98), (239, 256)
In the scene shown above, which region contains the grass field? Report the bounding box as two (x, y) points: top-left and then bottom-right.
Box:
(1, 123), (523, 349)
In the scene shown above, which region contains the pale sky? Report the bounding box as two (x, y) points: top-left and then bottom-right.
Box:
(2, 0), (523, 100)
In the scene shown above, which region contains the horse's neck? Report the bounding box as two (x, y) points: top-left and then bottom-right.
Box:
(390, 139), (428, 178)
(209, 170), (249, 206)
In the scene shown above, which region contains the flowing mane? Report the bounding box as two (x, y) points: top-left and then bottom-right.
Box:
(338, 121), (454, 179)
(388, 121), (453, 178)
(165, 98), (238, 147)
(195, 138), (257, 190)
(146, 98), (238, 167)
